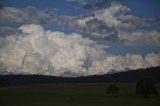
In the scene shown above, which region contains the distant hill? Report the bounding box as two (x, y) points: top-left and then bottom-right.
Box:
(0, 66), (160, 86)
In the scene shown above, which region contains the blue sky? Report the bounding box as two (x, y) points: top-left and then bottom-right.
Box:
(1, 0), (160, 17)
(124, 0), (160, 18)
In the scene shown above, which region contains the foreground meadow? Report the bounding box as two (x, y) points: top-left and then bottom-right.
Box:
(0, 83), (160, 106)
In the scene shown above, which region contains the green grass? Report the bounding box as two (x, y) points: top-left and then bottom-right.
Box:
(0, 83), (160, 106)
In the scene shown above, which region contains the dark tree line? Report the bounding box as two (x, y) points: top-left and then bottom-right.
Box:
(136, 77), (158, 97)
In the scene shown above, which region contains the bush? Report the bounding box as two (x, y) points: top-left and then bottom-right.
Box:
(136, 77), (158, 97)
(107, 84), (119, 97)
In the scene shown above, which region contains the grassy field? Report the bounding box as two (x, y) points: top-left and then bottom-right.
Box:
(0, 83), (160, 106)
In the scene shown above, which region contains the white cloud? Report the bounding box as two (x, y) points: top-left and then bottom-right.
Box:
(1, 3), (158, 48)
(74, 2), (160, 47)
(76, 17), (94, 27)
(87, 53), (160, 75)
(0, 7), (54, 24)
(119, 30), (160, 47)
(0, 24), (106, 76)
(95, 2), (130, 28)
(76, 2), (145, 31)
(66, 0), (89, 5)
(0, 24), (159, 77)
(145, 53), (160, 67)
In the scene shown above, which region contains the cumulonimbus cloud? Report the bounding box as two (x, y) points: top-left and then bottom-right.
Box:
(0, 24), (106, 76)
(0, 24), (160, 77)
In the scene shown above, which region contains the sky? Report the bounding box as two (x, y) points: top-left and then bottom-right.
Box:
(0, 0), (160, 77)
